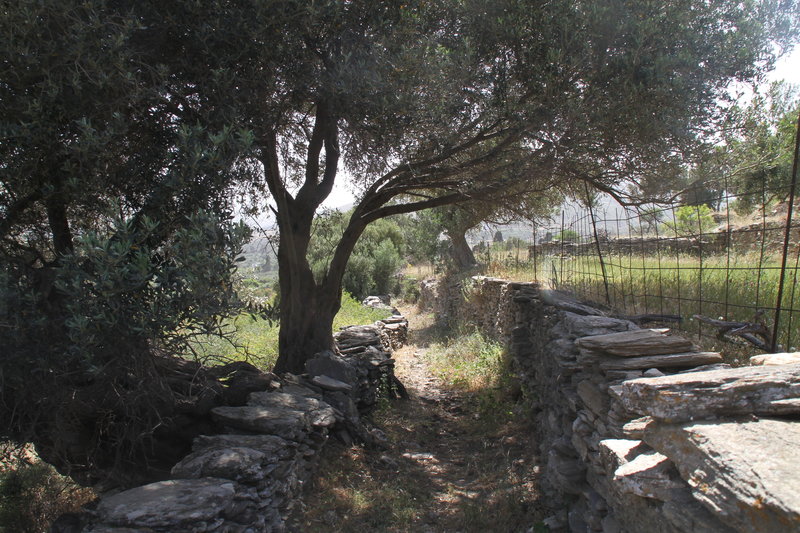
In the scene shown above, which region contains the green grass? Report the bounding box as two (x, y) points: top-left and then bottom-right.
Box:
(486, 251), (800, 359)
(424, 330), (506, 391)
(188, 291), (392, 371)
(423, 329), (521, 427)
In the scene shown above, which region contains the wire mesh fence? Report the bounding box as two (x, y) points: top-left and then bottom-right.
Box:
(480, 184), (800, 359)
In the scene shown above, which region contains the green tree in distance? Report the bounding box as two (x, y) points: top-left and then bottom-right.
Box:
(725, 82), (799, 213)
(308, 211), (405, 298)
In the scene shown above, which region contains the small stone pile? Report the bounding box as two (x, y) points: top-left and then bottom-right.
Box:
(75, 307), (408, 533)
(81, 378), (337, 532)
(436, 276), (800, 533)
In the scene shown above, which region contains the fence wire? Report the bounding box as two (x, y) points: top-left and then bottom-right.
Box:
(477, 182), (800, 358)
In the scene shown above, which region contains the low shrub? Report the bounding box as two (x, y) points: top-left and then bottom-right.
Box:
(0, 461), (94, 533)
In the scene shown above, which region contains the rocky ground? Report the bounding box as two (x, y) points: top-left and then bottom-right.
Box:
(288, 307), (547, 532)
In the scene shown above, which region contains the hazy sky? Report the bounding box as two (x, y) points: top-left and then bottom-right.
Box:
(769, 45), (800, 85)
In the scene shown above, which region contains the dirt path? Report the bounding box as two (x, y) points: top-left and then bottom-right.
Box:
(289, 308), (545, 532)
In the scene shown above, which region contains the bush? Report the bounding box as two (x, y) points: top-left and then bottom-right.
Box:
(556, 229), (580, 242)
(662, 204), (716, 236)
(371, 240), (403, 295)
(0, 462), (94, 533)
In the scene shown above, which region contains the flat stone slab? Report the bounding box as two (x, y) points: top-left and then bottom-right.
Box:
(613, 451), (685, 501)
(585, 351), (723, 370)
(599, 439), (647, 473)
(576, 329), (695, 357)
(247, 389), (336, 428)
(192, 434), (292, 456)
(750, 352), (800, 366)
(617, 364), (800, 421)
(171, 446), (272, 482)
(645, 418), (800, 532)
(96, 478), (235, 528)
(311, 374), (353, 392)
(210, 405), (315, 440)
(563, 312), (636, 338)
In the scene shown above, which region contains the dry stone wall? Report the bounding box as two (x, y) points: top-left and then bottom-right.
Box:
(427, 275), (800, 533)
(70, 311), (407, 533)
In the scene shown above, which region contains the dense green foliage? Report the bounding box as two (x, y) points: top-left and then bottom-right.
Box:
(0, 0), (255, 482)
(662, 205), (717, 236)
(725, 82), (800, 212)
(308, 211), (406, 298)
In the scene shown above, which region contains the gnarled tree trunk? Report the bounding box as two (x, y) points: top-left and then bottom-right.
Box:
(447, 228), (478, 271)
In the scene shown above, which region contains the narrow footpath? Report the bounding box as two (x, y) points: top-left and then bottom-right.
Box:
(289, 308), (546, 533)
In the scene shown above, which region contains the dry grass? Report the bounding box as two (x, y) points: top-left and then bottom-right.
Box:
(290, 308), (547, 533)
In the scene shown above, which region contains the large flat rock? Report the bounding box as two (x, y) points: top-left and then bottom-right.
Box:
(645, 418), (800, 532)
(584, 351), (723, 370)
(96, 478), (235, 528)
(616, 364), (800, 421)
(750, 352), (800, 366)
(171, 446), (271, 482)
(575, 329), (695, 357)
(562, 312), (636, 338)
(248, 390), (336, 427)
(210, 405), (308, 440)
(192, 434), (292, 455)
(613, 451), (685, 501)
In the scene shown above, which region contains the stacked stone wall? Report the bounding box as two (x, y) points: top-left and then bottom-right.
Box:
(435, 275), (800, 533)
(69, 313), (407, 533)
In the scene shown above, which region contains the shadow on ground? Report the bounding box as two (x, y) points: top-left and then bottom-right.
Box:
(288, 307), (547, 533)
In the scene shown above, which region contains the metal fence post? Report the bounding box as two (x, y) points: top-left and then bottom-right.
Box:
(771, 108), (800, 352)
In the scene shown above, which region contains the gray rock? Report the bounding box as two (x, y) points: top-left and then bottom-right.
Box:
(621, 417), (653, 439)
(311, 374), (353, 392)
(661, 495), (737, 533)
(547, 449), (587, 494)
(613, 451), (685, 501)
(562, 312), (637, 337)
(576, 329), (696, 357)
(211, 406), (307, 440)
(249, 390), (337, 428)
(96, 478), (235, 528)
(645, 418), (800, 532)
(618, 364), (800, 421)
(598, 439), (647, 473)
(576, 380), (608, 418)
(171, 447), (270, 482)
(83, 525), (155, 533)
(750, 352), (800, 366)
(192, 434), (292, 456)
(305, 351), (357, 386)
(581, 351), (723, 370)
(540, 289), (606, 316)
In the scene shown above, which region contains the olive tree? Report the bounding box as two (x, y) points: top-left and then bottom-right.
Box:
(221, 0), (798, 372)
(0, 0), (256, 484)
